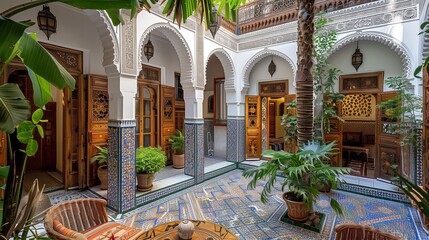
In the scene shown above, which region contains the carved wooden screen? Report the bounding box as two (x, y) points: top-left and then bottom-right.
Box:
(377, 91), (401, 180)
(86, 75), (108, 187)
(424, 70), (429, 189)
(161, 85), (176, 165)
(246, 96), (261, 159)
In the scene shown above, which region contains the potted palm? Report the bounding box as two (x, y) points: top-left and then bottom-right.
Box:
(136, 146), (166, 192)
(243, 141), (350, 222)
(169, 129), (185, 168)
(90, 146), (108, 190)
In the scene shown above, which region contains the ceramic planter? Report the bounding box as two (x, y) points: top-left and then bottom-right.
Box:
(282, 192), (309, 222)
(137, 173), (154, 192)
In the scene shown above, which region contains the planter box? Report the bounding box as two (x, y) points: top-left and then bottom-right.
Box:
(280, 210), (326, 233)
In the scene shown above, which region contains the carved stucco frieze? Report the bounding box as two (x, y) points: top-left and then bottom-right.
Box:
(99, 11), (119, 65)
(121, 17), (137, 75)
(335, 7), (417, 32)
(239, 32), (297, 50)
(237, 3), (417, 51)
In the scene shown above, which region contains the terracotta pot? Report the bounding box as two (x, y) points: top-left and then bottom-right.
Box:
(97, 166), (108, 190)
(137, 173), (154, 192)
(173, 154), (184, 169)
(282, 192), (309, 222)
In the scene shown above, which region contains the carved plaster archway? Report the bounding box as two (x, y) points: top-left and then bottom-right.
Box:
(329, 31), (412, 78)
(205, 48), (235, 91)
(84, 10), (120, 75)
(138, 23), (193, 87)
(242, 49), (296, 94)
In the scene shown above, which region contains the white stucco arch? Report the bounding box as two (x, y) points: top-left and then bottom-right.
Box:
(242, 49), (296, 93)
(329, 31), (413, 78)
(84, 10), (120, 75)
(205, 48), (236, 91)
(138, 23), (193, 87)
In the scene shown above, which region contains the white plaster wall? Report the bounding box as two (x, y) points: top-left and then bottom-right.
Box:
(213, 126), (227, 158)
(205, 56), (224, 92)
(329, 40), (403, 92)
(141, 35), (180, 87)
(248, 55), (295, 95)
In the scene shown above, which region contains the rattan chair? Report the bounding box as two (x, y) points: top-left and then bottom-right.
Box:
(335, 223), (403, 240)
(44, 198), (109, 239)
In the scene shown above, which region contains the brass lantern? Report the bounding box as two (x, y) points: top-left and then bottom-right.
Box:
(144, 33), (154, 62)
(268, 57), (276, 77)
(37, 5), (57, 40)
(352, 41), (363, 71)
(209, 6), (221, 38)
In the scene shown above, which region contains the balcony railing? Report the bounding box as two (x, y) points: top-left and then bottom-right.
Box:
(237, 0), (379, 34)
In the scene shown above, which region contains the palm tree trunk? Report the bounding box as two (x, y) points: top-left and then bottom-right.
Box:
(296, 0), (315, 145)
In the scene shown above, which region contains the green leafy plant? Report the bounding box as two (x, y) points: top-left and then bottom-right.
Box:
(281, 99), (297, 146)
(312, 12), (344, 142)
(378, 76), (422, 146)
(90, 146), (108, 166)
(243, 141), (350, 215)
(169, 130), (184, 155)
(136, 146), (166, 174)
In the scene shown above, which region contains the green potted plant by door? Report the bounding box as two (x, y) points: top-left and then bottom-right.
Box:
(243, 141), (350, 223)
(90, 146), (108, 190)
(136, 146), (167, 192)
(169, 129), (185, 168)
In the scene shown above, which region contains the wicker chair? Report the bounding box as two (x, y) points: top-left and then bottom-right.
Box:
(334, 223), (403, 240)
(44, 198), (141, 240)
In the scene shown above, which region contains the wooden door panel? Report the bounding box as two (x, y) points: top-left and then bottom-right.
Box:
(377, 91), (400, 179)
(161, 85), (175, 164)
(86, 75), (108, 187)
(246, 96), (261, 158)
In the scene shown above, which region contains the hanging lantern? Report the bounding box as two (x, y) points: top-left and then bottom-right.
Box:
(352, 41), (363, 71)
(268, 57), (276, 77)
(144, 33), (154, 62)
(37, 5), (57, 40)
(209, 6), (221, 38)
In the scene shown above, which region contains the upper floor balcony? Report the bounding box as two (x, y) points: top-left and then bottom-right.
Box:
(222, 0), (380, 35)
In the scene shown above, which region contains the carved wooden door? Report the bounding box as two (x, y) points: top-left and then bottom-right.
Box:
(160, 85), (175, 164)
(86, 75), (108, 187)
(63, 75), (85, 189)
(136, 84), (158, 148)
(246, 96), (261, 159)
(377, 91), (401, 180)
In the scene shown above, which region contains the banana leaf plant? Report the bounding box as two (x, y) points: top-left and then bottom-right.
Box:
(0, 0), (150, 236)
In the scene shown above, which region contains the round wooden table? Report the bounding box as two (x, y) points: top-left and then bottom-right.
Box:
(135, 220), (238, 240)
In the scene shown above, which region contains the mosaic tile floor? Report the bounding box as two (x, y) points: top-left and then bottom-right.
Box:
(47, 170), (429, 240)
